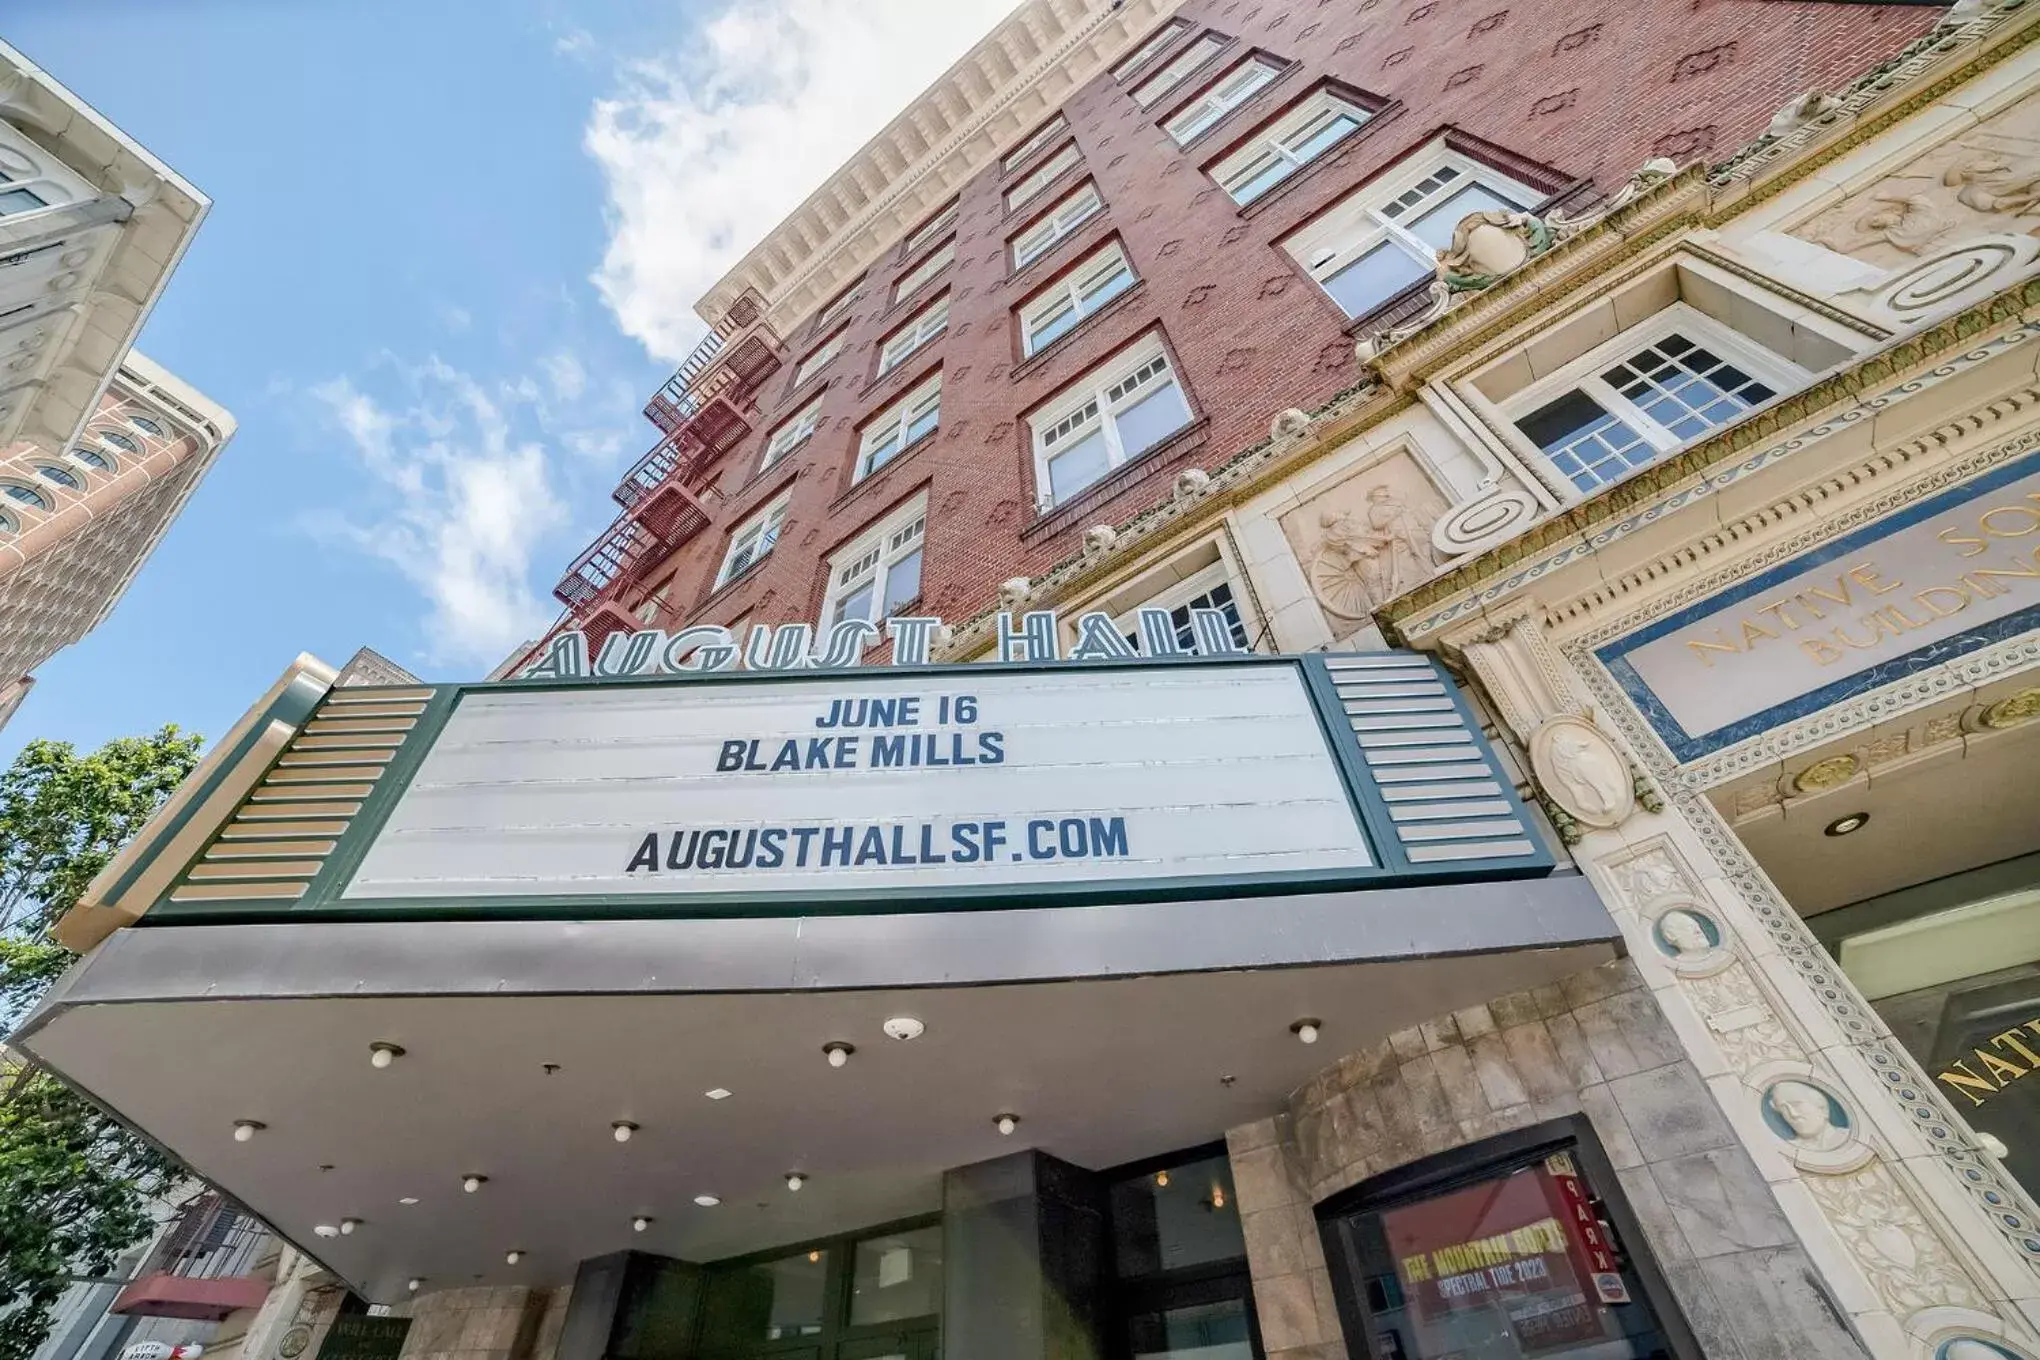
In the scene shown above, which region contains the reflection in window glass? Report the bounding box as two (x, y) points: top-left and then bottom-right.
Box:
(850, 1225), (944, 1325)
(1127, 1297), (1254, 1360)
(697, 1249), (830, 1344)
(1112, 1153), (1245, 1278)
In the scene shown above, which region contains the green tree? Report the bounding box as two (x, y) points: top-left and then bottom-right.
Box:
(1, 727), (203, 1360)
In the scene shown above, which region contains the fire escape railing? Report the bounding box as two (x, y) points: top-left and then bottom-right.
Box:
(136, 1193), (270, 1284)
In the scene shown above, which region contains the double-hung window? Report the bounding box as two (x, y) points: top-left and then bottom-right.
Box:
(1007, 144), (1082, 213)
(1020, 243), (1136, 357)
(878, 296), (949, 376)
(715, 495), (789, 588)
(1283, 153), (1538, 318)
(1214, 89), (1372, 205)
(1115, 563), (1252, 652)
(1114, 19), (1189, 81)
(813, 279), (862, 332)
(1165, 57), (1281, 145)
(1133, 34), (1225, 108)
(1029, 335), (1193, 510)
(1003, 118), (1069, 174)
(761, 397), (824, 470)
(894, 239), (955, 303)
(902, 202), (957, 259)
(794, 331), (846, 387)
(0, 170), (49, 216)
(1505, 308), (1802, 494)
(1012, 182), (1103, 270)
(825, 498), (927, 629)
(857, 375), (941, 483)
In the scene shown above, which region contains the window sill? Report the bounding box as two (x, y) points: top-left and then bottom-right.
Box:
(827, 431), (936, 516)
(1004, 210), (1113, 292)
(1231, 98), (1405, 221)
(698, 555), (773, 614)
(1018, 416), (1210, 544)
(1009, 278), (1149, 384)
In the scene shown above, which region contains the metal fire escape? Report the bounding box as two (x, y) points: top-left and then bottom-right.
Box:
(550, 289), (784, 653)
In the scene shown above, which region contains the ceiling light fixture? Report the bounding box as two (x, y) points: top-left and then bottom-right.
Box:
(399, 1197), (420, 1206)
(462, 1175), (488, 1194)
(505, 1251), (523, 1266)
(611, 1121), (638, 1143)
(704, 1088), (732, 1101)
(785, 1173), (805, 1192)
(808, 1251), (822, 1264)
(995, 1113), (1019, 1136)
(339, 1219), (361, 1236)
(883, 1016), (926, 1041)
(694, 1194), (721, 1207)
(1824, 812), (1870, 837)
(232, 1120), (265, 1142)
(313, 1224), (340, 1239)
(1155, 1171), (1170, 1188)
(407, 1279), (423, 1293)
(1291, 1018), (1322, 1045)
(822, 1042), (854, 1068)
(632, 1217), (652, 1233)
(368, 1042), (405, 1069)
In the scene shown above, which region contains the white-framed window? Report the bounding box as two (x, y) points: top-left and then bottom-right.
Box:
(97, 429), (142, 455)
(1132, 33), (1225, 108)
(0, 169), (50, 217)
(1504, 306), (1803, 495)
(1029, 334), (1193, 510)
(68, 445), (114, 472)
(794, 331), (846, 386)
(1165, 56), (1282, 145)
(2, 482), (49, 512)
(715, 494), (790, 588)
(761, 396), (825, 470)
(857, 374), (941, 483)
(33, 463), (81, 491)
(824, 497), (927, 629)
(893, 239), (955, 303)
(814, 279), (863, 332)
(878, 296), (950, 376)
(903, 201), (958, 258)
(1003, 118), (1069, 173)
(1114, 19), (1190, 80)
(1007, 143), (1082, 212)
(1283, 152), (1540, 318)
(1020, 242), (1137, 357)
(1213, 89), (1373, 206)
(129, 414), (166, 438)
(1012, 182), (1103, 270)
(1114, 562), (1252, 651)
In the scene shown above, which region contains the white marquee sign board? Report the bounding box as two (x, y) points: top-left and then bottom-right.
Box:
(343, 664), (1374, 901)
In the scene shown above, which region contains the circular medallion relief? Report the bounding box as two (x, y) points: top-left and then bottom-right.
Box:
(1981, 687), (2040, 729)
(1528, 715), (1636, 831)
(1756, 1069), (1872, 1173)
(1791, 754), (1860, 793)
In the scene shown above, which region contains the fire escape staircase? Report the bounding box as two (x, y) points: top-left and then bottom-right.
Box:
(551, 290), (783, 653)
(110, 1191), (276, 1321)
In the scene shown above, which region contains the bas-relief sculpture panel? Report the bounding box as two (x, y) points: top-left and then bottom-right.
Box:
(1795, 91), (2040, 269)
(1277, 449), (1448, 637)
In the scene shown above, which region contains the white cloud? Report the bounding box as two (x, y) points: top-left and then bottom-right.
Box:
(308, 361), (574, 667)
(585, 0), (1018, 362)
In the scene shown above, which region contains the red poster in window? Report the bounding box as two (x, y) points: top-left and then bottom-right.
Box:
(1382, 1164), (1611, 1357)
(1543, 1152), (1631, 1306)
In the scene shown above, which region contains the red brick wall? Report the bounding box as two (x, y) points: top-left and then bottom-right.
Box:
(614, 0), (1939, 638)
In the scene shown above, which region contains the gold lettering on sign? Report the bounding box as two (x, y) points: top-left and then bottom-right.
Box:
(1935, 1017), (2040, 1108)
(1678, 488), (2040, 672)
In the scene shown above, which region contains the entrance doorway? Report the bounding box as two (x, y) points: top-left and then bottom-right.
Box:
(693, 1221), (941, 1360)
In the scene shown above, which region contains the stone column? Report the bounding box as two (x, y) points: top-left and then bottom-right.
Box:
(1446, 604), (2040, 1359)
(395, 1286), (563, 1360)
(941, 1150), (1109, 1360)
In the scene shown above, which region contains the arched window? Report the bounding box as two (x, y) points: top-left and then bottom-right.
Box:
(71, 446), (113, 471)
(98, 429), (142, 454)
(3, 482), (51, 511)
(129, 414), (167, 437)
(0, 509), (16, 537)
(34, 463), (82, 490)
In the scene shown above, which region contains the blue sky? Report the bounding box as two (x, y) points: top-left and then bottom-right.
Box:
(3, 0), (1015, 766)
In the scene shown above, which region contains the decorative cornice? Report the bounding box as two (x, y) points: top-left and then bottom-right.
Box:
(701, 0), (1187, 332)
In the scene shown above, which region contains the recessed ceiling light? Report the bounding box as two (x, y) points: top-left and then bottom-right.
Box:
(339, 1219), (361, 1235)
(462, 1175), (488, 1194)
(505, 1250), (524, 1266)
(785, 1172), (805, 1192)
(883, 1016), (926, 1041)
(232, 1120), (265, 1142)
(995, 1113), (1019, 1136)
(398, 1197), (420, 1206)
(823, 1042), (854, 1068)
(612, 1121), (638, 1143)
(694, 1194), (721, 1207)
(313, 1224), (340, 1238)
(368, 1042), (405, 1069)
(704, 1088), (732, 1101)
(1824, 812), (1870, 837)
(1291, 1018), (1322, 1045)
(407, 1279), (423, 1293)
(632, 1216), (652, 1233)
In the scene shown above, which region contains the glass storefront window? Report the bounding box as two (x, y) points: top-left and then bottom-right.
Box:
(1111, 1152), (1246, 1278)
(698, 1248), (830, 1344)
(1322, 1140), (1674, 1360)
(1127, 1296), (1255, 1360)
(849, 1225), (943, 1326)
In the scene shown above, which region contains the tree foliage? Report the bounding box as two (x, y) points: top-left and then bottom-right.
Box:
(1, 727), (202, 1359)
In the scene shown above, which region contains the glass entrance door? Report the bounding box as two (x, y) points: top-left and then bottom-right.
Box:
(834, 1328), (938, 1360)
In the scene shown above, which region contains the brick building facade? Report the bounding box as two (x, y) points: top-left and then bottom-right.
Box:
(549, 0), (1940, 655)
